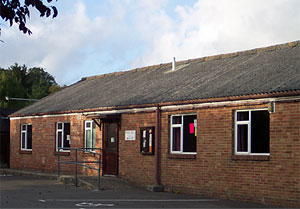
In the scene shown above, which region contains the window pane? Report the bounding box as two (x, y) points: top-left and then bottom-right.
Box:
(92, 127), (96, 150)
(251, 111), (269, 153)
(27, 125), (32, 149)
(57, 123), (62, 129)
(21, 132), (26, 149)
(86, 130), (92, 148)
(22, 125), (26, 131)
(237, 124), (248, 152)
(86, 122), (91, 128)
(172, 116), (182, 124)
(237, 111), (249, 121)
(106, 123), (116, 152)
(172, 127), (181, 151)
(183, 115), (197, 152)
(57, 132), (62, 148)
(63, 123), (70, 148)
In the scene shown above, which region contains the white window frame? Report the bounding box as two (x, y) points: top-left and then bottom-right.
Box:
(234, 109), (270, 156)
(20, 124), (32, 151)
(56, 122), (70, 152)
(170, 114), (197, 155)
(84, 120), (96, 152)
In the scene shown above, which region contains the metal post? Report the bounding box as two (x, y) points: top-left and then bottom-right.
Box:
(57, 147), (60, 177)
(98, 154), (101, 190)
(75, 149), (78, 187)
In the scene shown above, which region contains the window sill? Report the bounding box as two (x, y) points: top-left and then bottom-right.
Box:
(19, 150), (32, 154)
(231, 155), (270, 161)
(141, 152), (154, 155)
(168, 154), (196, 159)
(55, 152), (70, 156)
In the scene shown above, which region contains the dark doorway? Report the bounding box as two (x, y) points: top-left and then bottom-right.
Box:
(103, 123), (118, 175)
(0, 108), (16, 168)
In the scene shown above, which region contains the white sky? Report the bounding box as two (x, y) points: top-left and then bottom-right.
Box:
(1, 0), (299, 85)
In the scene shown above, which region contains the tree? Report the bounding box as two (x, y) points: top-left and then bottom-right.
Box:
(25, 67), (56, 98)
(0, 64), (64, 109)
(0, 67), (26, 108)
(49, 83), (66, 94)
(0, 0), (58, 36)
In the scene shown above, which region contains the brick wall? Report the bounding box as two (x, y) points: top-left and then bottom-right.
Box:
(10, 114), (102, 175)
(118, 112), (156, 185)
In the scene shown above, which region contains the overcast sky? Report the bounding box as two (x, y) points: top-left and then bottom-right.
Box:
(1, 0), (299, 85)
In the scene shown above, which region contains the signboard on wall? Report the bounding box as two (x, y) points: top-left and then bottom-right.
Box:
(125, 130), (136, 140)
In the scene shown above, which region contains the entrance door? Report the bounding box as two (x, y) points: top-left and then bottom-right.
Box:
(103, 123), (118, 175)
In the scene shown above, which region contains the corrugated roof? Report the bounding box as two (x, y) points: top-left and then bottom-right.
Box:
(12, 41), (300, 116)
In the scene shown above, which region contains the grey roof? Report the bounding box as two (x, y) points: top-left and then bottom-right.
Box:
(12, 41), (300, 116)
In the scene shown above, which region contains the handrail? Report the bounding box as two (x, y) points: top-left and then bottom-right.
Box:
(57, 147), (103, 190)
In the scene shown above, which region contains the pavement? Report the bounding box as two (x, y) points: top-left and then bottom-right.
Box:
(0, 168), (276, 208)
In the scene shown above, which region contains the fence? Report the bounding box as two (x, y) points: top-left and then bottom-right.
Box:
(57, 147), (103, 190)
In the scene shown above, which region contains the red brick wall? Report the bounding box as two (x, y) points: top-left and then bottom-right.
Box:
(10, 114), (102, 175)
(158, 102), (299, 207)
(118, 112), (156, 185)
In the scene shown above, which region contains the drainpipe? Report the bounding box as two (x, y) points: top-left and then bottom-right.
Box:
(147, 106), (163, 192)
(155, 106), (161, 186)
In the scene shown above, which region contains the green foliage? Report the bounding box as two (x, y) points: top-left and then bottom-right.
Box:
(0, 63), (64, 109)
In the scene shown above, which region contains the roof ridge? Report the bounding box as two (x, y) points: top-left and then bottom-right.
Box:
(81, 40), (299, 81)
(177, 40), (300, 65)
(81, 62), (169, 81)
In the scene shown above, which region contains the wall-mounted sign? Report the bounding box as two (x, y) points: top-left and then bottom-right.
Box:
(125, 130), (136, 140)
(111, 137), (115, 143)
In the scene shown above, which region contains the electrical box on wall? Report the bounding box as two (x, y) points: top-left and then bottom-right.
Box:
(140, 127), (155, 155)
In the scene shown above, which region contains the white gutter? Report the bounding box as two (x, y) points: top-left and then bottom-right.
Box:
(160, 98), (274, 111)
(9, 96), (300, 120)
(82, 107), (157, 116)
(10, 113), (79, 120)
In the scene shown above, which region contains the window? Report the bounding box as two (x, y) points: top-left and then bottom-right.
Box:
(234, 110), (270, 155)
(85, 121), (96, 151)
(170, 114), (197, 154)
(21, 124), (32, 151)
(56, 122), (70, 152)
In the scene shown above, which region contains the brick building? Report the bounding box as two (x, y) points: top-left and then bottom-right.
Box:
(9, 41), (300, 207)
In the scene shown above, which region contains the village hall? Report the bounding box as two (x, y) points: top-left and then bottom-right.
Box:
(9, 41), (300, 207)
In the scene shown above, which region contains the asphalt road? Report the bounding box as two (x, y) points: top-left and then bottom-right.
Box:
(0, 174), (272, 209)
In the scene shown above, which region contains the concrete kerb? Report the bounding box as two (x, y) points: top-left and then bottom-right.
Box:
(0, 168), (57, 179)
(146, 184), (164, 192)
(57, 175), (98, 190)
